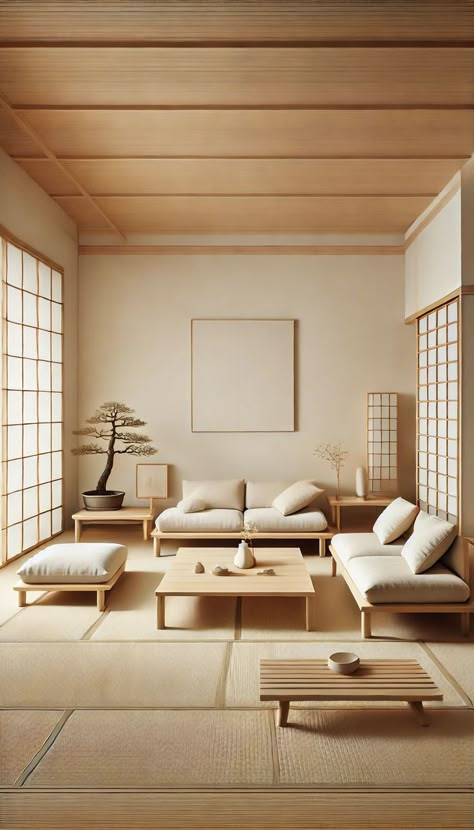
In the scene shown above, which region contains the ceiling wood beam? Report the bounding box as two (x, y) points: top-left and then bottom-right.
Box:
(0, 93), (126, 240)
(78, 245), (405, 256)
(1, 40), (473, 48)
(11, 104), (474, 112)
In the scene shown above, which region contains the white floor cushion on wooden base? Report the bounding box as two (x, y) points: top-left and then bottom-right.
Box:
(14, 543), (128, 611)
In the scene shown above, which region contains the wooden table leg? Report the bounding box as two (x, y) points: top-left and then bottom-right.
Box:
(143, 520), (148, 541)
(156, 594), (165, 629)
(75, 520), (81, 542)
(361, 612), (371, 639)
(277, 701), (290, 727)
(408, 700), (430, 727)
(336, 505), (341, 531)
(305, 596), (312, 631)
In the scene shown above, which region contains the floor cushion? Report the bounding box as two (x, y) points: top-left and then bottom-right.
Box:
(244, 506), (327, 532)
(156, 507), (244, 533)
(345, 554), (470, 604)
(331, 532), (405, 565)
(17, 543), (128, 585)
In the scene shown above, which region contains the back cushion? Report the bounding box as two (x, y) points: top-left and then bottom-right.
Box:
(182, 479), (245, 510)
(245, 481), (291, 508)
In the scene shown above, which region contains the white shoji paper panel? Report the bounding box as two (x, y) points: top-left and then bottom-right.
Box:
(1, 238), (64, 562)
(417, 299), (459, 523)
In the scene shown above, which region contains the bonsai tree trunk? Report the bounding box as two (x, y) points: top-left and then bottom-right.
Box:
(96, 429), (116, 493)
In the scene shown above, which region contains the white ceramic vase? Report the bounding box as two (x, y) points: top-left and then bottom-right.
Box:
(234, 540), (255, 569)
(355, 466), (367, 498)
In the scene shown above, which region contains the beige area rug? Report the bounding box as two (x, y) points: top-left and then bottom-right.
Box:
(0, 642), (227, 708)
(24, 709), (276, 788)
(276, 708), (474, 786)
(427, 641), (474, 705)
(225, 641), (466, 708)
(0, 710), (64, 787)
(90, 570), (237, 641)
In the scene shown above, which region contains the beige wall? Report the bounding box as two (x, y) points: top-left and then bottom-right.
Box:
(77, 251), (415, 506)
(0, 149), (78, 524)
(404, 181), (461, 319)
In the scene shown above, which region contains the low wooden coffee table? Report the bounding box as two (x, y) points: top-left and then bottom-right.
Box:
(260, 659), (442, 727)
(155, 547), (315, 630)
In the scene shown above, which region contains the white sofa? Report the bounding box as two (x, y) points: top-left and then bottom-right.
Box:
(330, 526), (473, 638)
(152, 479), (333, 556)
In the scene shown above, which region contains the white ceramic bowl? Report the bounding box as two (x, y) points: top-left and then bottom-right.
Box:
(328, 652), (360, 674)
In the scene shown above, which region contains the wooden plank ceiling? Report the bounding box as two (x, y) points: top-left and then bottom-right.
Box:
(0, 0), (473, 237)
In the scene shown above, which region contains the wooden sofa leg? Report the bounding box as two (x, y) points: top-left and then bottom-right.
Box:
(362, 612), (371, 639)
(319, 537), (326, 557)
(331, 556), (337, 577)
(461, 612), (470, 637)
(17, 590), (27, 607)
(97, 591), (106, 612)
(154, 537), (161, 557)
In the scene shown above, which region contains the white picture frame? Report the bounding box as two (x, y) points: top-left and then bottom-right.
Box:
(191, 318), (295, 432)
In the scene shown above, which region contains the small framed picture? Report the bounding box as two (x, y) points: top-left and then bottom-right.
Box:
(136, 464), (168, 500)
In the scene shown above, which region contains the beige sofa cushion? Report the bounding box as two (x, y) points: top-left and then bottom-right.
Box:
(401, 515), (457, 574)
(156, 507), (243, 533)
(244, 506), (327, 532)
(177, 496), (209, 513)
(245, 481), (291, 509)
(373, 497), (419, 544)
(331, 532), (405, 565)
(17, 543), (128, 585)
(272, 481), (324, 516)
(345, 554), (470, 604)
(182, 479), (245, 510)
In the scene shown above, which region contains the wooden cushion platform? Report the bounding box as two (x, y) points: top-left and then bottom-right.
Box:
(14, 563), (126, 611)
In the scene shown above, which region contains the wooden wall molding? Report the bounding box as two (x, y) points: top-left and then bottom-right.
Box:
(78, 244), (405, 256)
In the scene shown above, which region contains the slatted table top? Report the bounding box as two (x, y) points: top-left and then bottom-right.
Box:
(156, 547), (315, 597)
(259, 659), (443, 702)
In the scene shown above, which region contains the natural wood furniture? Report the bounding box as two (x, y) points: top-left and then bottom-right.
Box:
(155, 547), (315, 631)
(330, 538), (474, 638)
(13, 562), (126, 612)
(259, 658), (442, 727)
(328, 495), (394, 531)
(73, 507), (155, 542)
(152, 528), (335, 558)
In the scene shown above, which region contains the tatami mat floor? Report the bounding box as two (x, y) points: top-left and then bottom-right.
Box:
(1, 525), (473, 796)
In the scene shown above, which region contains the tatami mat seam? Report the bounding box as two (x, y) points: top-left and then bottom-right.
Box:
(14, 710), (74, 787)
(419, 642), (473, 707)
(215, 641), (233, 708)
(80, 609), (110, 641)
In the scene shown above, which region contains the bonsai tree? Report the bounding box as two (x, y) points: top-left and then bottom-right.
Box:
(72, 401), (158, 494)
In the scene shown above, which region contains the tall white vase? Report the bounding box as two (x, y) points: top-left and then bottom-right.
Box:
(234, 540), (255, 569)
(355, 467), (367, 498)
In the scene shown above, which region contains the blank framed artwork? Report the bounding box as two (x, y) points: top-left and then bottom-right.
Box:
(191, 318), (295, 432)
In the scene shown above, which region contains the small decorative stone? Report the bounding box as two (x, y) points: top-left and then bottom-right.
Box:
(212, 565), (230, 576)
(194, 561), (204, 574)
(257, 568), (276, 576)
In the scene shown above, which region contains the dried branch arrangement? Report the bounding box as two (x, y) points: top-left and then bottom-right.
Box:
(72, 401), (157, 494)
(313, 442), (349, 500)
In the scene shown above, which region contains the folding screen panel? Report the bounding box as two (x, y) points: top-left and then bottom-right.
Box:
(1, 237), (64, 562)
(417, 299), (459, 523)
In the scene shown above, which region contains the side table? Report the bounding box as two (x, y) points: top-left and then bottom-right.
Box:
(328, 495), (394, 531)
(72, 507), (155, 542)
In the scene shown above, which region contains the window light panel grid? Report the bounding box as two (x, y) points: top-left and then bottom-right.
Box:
(367, 392), (399, 496)
(416, 299), (458, 523)
(1, 238), (64, 562)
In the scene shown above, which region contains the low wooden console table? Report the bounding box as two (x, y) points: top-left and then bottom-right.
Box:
(72, 507), (155, 542)
(328, 495), (394, 531)
(259, 658), (442, 727)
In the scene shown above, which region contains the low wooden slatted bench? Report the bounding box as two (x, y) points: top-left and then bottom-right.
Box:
(152, 529), (335, 558)
(259, 658), (442, 727)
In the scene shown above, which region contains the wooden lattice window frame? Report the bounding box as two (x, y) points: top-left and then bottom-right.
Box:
(1, 232), (64, 566)
(416, 298), (459, 523)
(366, 392), (399, 497)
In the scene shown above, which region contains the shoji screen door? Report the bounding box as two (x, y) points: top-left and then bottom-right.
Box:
(1, 236), (64, 563)
(417, 299), (459, 523)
